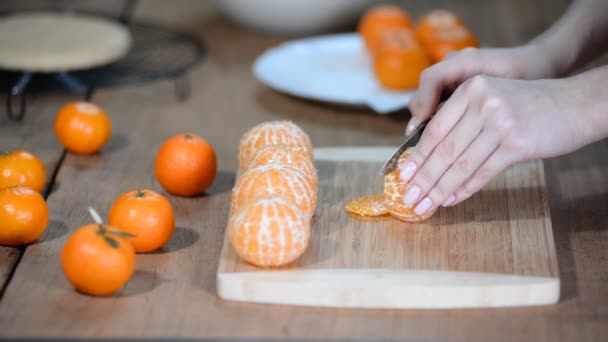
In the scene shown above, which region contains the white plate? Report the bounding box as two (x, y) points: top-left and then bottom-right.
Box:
(253, 33), (414, 114)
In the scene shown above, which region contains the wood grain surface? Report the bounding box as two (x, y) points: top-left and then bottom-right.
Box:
(1, 0), (608, 341)
(218, 148), (558, 308)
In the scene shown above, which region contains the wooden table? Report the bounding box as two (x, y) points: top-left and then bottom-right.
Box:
(1, 0), (607, 340)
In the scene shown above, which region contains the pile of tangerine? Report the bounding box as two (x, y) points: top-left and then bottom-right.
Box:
(230, 121), (318, 267)
(358, 5), (479, 90)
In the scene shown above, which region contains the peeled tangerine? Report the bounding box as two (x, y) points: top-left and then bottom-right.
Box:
(383, 148), (427, 222)
(247, 144), (317, 188)
(231, 163), (317, 218)
(229, 195), (310, 267)
(238, 121), (313, 172)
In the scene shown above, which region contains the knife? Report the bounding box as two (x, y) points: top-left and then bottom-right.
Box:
(380, 121), (427, 175)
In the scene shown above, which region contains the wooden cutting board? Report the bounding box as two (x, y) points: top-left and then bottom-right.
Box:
(217, 147), (559, 309)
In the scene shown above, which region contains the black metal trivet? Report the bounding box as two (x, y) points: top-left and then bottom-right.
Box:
(1, 0), (206, 121)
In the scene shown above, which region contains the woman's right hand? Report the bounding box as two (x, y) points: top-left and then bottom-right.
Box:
(406, 44), (558, 135)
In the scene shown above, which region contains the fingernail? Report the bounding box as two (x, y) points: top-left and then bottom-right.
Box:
(405, 118), (420, 136)
(399, 162), (417, 182)
(403, 185), (420, 208)
(442, 194), (456, 207)
(414, 197), (433, 216)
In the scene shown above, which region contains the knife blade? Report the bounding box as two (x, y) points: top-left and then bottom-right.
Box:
(380, 121), (427, 175)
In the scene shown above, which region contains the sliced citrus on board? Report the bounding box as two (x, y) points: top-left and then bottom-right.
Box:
(345, 194), (389, 217)
(383, 148), (427, 222)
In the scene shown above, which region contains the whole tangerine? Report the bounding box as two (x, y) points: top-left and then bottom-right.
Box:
(415, 10), (464, 47)
(109, 189), (175, 253)
(0, 186), (48, 246)
(374, 29), (431, 90)
(0, 150), (46, 192)
(54, 101), (112, 155)
(358, 5), (413, 55)
(155, 133), (217, 197)
(61, 223), (135, 296)
(424, 26), (479, 62)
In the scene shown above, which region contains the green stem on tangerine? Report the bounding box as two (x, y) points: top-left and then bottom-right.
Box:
(184, 133), (193, 140)
(135, 189), (146, 198)
(88, 206), (121, 249)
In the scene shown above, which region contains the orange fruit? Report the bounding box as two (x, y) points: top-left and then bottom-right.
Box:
(238, 121), (313, 172)
(108, 189), (175, 253)
(155, 133), (217, 197)
(54, 101), (112, 155)
(358, 5), (413, 55)
(231, 163), (317, 218)
(415, 10), (464, 47)
(247, 144), (317, 187)
(0, 150), (46, 192)
(424, 26), (479, 62)
(229, 195), (310, 267)
(374, 29), (431, 90)
(383, 148), (427, 222)
(61, 223), (135, 296)
(345, 194), (389, 217)
(0, 186), (48, 246)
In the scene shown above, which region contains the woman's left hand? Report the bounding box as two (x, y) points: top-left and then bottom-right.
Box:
(400, 74), (592, 217)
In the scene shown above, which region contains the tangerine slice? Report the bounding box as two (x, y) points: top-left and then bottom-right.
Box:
(345, 194), (389, 217)
(383, 148), (428, 222)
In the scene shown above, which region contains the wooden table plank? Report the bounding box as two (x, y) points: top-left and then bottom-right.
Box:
(0, 92), (78, 295)
(2, 0), (608, 340)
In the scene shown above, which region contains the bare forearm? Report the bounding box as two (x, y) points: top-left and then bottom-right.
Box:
(532, 0), (608, 77)
(564, 64), (608, 144)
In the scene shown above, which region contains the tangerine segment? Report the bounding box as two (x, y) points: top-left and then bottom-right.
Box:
(383, 148), (427, 222)
(345, 194), (389, 217)
(238, 121), (313, 172)
(231, 163), (317, 218)
(229, 195), (310, 267)
(247, 144), (318, 187)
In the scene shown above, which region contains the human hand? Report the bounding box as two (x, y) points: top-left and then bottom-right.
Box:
(399, 74), (594, 217)
(406, 45), (559, 135)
